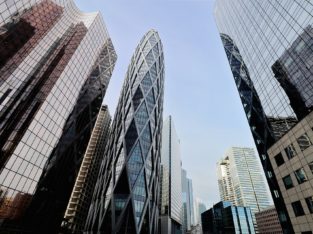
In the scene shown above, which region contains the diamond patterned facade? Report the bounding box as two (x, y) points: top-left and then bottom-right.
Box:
(85, 30), (165, 234)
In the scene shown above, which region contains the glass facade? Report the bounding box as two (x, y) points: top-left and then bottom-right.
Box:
(181, 169), (195, 233)
(201, 201), (255, 234)
(61, 105), (112, 233)
(0, 0), (114, 231)
(85, 30), (164, 234)
(160, 116), (183, 232)
(215, 0), (313, 232)
(181, 169), (190, 232)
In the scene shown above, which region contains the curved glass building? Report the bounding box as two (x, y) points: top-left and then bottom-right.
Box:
(85, 30), (165, 234)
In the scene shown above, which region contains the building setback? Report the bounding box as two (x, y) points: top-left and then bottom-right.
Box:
(255, 206), (283, 234)
(201, 201), (255, 234)
(85, 30), (165, 234)
(160, 116), (183, 233)
(215, 1), (313, 232)
(0, 0), (116, 232)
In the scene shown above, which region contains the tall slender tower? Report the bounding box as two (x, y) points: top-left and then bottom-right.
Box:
(215, 1), (313, 232)
(181, 169), (195, 233)
(62, 105), (112, 233)
(160, 115), (183, 233)
(85, 30), (165, 234)
(0, 0), (115, 231)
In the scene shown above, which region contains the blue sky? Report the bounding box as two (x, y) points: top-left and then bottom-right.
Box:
(76, 0), (257, 207)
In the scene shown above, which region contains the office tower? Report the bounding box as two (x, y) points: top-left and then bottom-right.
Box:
(201, 201), (255, 234)
(181, 169), (195, 233)
(217, 148), (271, 213)
(194, 198), (206, 225)
(85, 30), (165, 234)
(160, 116), (183, 233)
(62, 105), (112, 233)
(0, 0), (116, 231)
(215, 1), (313, 232)
(187, 179), (195, 227)
(182, 169), (191, 232)
(255, 206), (283, 234)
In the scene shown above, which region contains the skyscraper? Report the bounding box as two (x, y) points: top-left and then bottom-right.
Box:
(217, 157), (235, 205)
(217, 147), (271, 211)
(181, 169), (195, 233)
(215, 1), (313, 232)
(85, 30), (165, 234)
(182, 169), (191, 233)
(194, 198), (206, 226)
(216, 147), (271, 230)
(0, 0), (115, 231)
(62, 105), (112, 233)
(160, 116), (183, 233)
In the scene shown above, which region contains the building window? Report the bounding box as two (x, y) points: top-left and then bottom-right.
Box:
(291, 201), (305, 217)
(273, 190), (279, 198)
(284, 144), (296, 159)
(261, 154), (266, 160)
(282, 175), (294, 189)
(294, 168), (308, 184)
(274, 153), (284, 167)
(267, 171), (273, 178)
(297, 133), (312, 151)
(278, 211), (287, 222)
(305, 197), (313, 214)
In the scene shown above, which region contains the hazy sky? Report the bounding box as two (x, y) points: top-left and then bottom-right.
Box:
(76, 0), (258, 208)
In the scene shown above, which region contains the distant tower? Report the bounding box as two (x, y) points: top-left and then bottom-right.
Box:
(160, 116), (183, 233)
(181, 169), (195, 233)
(85, 30), (165, 234)
(194, 198), (206, 225)
(217, 147), (271, 229)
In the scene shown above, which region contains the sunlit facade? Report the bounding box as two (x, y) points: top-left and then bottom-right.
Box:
(215, 0), (313, 232)
(0, 0), (115, 231)
(160, 115), (183, 233)
(217, 147), (271, 210)
(217, 147), (272, 230)
(85, 30), (165, 234)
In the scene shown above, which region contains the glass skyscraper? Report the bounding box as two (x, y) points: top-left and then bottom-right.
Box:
(217, 147), (272, 230)
(0, 0), (115, 231)
(85, 30), (165, 234)
(215, 0), (313, 232)
(181, 169), (195, 233)
(62, 105), (112, 233)
(160, 115), (183, 233)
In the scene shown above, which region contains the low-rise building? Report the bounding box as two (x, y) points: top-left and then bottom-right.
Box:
(255, 206), (283, 234)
